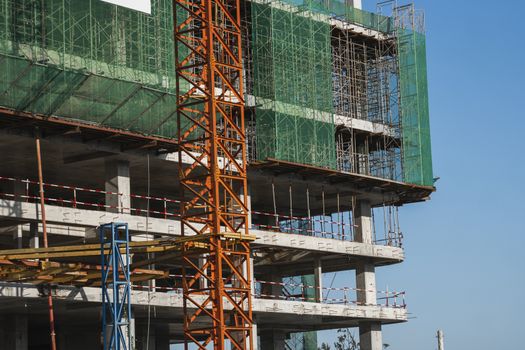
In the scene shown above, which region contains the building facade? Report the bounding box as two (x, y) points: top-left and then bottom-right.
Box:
(0, 0), (434, 349)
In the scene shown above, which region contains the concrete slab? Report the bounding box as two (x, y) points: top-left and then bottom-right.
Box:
(0, 200), (404, 265)
(0, 283), (407, 331)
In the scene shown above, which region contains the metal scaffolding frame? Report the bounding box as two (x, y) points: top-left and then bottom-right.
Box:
(99, 222), (132, 350)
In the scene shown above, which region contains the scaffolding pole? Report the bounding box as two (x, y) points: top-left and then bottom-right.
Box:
(35, 133), (58, 350)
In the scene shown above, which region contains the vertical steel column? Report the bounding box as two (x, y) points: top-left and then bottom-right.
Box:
(174, 0), (254, 346)
(100, 223), (132, 350)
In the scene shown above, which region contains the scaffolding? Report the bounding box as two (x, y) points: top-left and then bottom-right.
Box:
(251, 0), (336, 169)
(396, 4), (433, 186)
(332, 26), (402, 181)
(0, 0), (432, 186)
(0, 0), (178, 138)
(246, 0), (431, 185)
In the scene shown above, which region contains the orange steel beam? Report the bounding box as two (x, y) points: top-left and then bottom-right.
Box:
(174, 0), (254, 348)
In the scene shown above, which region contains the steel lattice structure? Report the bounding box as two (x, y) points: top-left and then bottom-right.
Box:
(174, 0), (254, 347)
(99, 223), (132, 350)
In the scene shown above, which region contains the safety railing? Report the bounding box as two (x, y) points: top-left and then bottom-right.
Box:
(0, 176), (402, 246)
(255, 280), (406, 308)
(131, 275), (406, 309)
(0, 176), (181, 220)
(251, 210), (355, 241)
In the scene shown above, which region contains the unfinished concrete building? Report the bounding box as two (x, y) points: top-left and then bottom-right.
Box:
(0, 0), (434, 349)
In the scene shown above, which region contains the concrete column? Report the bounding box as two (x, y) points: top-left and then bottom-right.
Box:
(354, 199), (377, 305)
(359, 323), (382, 350)
(314, 258), (323, 303)
(14, 314), (28, 350)
(13, 225), (23, 249)
(12, 181), (27, 245)
(354, 199), (382, 350)
(251, 321), (258, 350)
(129, 316), (136, 350)
(244, 183), (252, 228)
(105, 159), (131, 214)
(29, 222), (39, 249)
(356, 262), (376, 306)
(198, 255), (209, 290)
(250, 256), (256, 297)
(354, 200), (373, 244)
(260, 329), (286, 350)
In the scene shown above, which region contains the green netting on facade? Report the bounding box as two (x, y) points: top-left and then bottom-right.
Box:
(398, 29), (433, 186)
(251, 1), (336, 168)
(0, 0), (178, 138)
(278, 0), (394, 33)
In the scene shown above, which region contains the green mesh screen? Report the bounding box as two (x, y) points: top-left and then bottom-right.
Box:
(398, 28), (433, 186)
(278, 0), (394, 33)
(251, 1), (336, 169)
(0, 0), (178, 138)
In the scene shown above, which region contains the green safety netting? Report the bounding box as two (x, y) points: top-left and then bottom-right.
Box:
(279, 0), (395, 33)
(251, 1), (336, 169)
(0, 0), (433, 186)
(0, 0), (178, 138)
(398, 28), (433, 186)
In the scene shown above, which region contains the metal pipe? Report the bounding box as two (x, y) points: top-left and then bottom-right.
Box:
(36, 134), (57, 350)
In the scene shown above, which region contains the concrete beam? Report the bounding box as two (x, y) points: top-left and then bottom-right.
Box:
(0, 284), (408, 325)
(0, 200), (404, 264)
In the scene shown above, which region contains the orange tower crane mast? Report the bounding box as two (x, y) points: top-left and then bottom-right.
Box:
(174, 0), (254, 347)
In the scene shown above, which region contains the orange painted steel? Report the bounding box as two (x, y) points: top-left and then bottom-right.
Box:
(174, 0), (254, 347)
(36, 135), (58, 350)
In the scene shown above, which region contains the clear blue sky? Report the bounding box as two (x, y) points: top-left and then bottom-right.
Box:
(329, 1), (525, 349)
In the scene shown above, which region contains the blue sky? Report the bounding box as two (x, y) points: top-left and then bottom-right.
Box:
(332, 0), (525, 349)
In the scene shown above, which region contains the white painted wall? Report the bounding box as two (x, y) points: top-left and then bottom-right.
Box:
(101, 0), (151, 14)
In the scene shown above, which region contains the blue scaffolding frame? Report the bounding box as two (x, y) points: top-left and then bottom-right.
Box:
(99, 222), (132, 350)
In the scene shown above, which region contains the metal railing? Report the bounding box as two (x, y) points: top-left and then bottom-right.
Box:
(0, 176), (402, 246)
